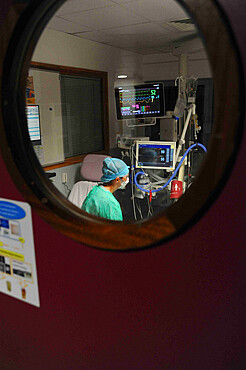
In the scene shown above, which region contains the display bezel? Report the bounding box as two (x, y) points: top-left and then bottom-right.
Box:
(115, 83), (165, 120)
(136, 141), (176, 170)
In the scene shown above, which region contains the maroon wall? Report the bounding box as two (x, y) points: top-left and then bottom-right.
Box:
(0, 0), (245, 368)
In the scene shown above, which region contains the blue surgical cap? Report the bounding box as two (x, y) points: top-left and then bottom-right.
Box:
(101, 157), (129, 182)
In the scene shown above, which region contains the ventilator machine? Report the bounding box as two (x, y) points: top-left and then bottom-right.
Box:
(115, 77), (207, 220)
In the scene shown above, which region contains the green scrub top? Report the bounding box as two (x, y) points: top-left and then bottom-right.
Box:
(82, 185), (123, 221)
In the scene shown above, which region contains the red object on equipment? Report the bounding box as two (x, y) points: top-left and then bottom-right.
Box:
(170, 180), (183, 199)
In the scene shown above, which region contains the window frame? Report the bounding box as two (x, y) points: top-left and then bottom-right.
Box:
(30, 61), (110, 170)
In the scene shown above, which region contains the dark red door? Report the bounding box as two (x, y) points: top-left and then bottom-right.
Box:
(0, 0), (245, 368)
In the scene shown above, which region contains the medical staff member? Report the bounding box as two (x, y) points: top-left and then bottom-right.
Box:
(82, 157), (129, 221)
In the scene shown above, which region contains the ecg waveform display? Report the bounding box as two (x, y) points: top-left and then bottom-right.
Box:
(115, 83), (164, 119)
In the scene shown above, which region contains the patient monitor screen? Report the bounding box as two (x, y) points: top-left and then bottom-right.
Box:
(115, 83), (164, 119)
(26, 105), (41, 145)
(136, 141), (176, 170)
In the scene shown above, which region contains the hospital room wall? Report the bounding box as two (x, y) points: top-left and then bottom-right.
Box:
(32, 29), (212, 196)
(142, 52), (212, 81)
(46, 163), (81, 198)
(32, 28), (144, 150)
(32, 28), (212, 149)
(31, 29), (144, 196)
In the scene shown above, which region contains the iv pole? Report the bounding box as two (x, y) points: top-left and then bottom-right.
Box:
(174, 103), (196, 167)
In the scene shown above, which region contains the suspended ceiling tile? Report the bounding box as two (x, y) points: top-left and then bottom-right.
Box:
(104, 22), (169, 36)
(75, 31), (120, 44)
(121, 0), (188, 22)
(46, 16), (90, 33)
(55, 0), (114, 16)
(107, 34), (170, 49)
(60, 5), (148, 29)
(107, 38), (143, 48)
(116, 32), (182, 47)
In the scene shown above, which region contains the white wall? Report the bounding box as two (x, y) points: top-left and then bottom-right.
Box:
(29, 69), (64, 166)
(32, 29), (144, 148)
(46, 163), (81, 198)
(142, 51), (212, 81)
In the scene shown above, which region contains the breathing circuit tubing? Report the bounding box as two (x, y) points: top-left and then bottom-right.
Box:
(134, 143), (207, 194)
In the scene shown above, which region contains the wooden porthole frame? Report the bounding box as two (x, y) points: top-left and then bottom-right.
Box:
(0, 0), (244, 250)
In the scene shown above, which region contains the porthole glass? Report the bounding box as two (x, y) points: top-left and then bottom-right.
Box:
(26, 0), (211, 221)
(0, 0), (243, 250)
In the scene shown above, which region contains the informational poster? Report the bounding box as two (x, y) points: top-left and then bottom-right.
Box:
(0, 198), (40, 307)
(26, 75), (36, 105)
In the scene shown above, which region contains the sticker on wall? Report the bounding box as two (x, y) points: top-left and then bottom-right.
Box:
(0, 198), (40, 307)
(26, 75), (35, 104)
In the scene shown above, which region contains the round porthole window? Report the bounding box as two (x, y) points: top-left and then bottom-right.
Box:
(0, 0), (244, 250)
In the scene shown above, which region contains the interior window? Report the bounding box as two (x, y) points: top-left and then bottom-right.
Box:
(61, 75), (104, 158)
(27, 63), (109, 170)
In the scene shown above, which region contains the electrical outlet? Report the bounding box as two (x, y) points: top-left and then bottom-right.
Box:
(61, 173), (67, 183)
